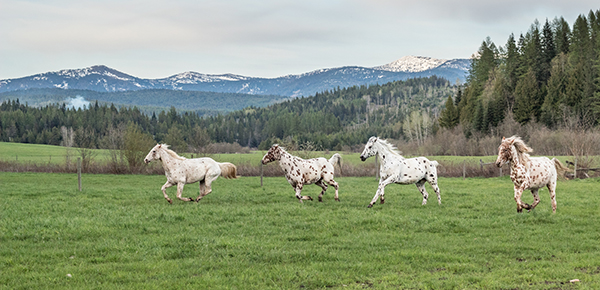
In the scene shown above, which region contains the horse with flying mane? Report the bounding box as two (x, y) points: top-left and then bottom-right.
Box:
(144, 144), (238, 204)
(360, 136), (441, 208)
(261, 144), (341, 203)
(495, 136), (568, 213)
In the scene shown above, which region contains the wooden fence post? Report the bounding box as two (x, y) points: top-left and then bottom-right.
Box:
(574, 158), (578, 179)
(77, 157), (82, 192)
(463, 161), (466, 180)
(260, 162), (263, 187)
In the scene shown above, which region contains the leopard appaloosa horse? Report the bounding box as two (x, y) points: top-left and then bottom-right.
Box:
(495, 136), (568, 213)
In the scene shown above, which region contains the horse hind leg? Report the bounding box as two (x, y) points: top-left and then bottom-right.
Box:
(195, 180), (206, 202)
(416, 179), (429, 205)
(197, 173), (219, 202)
(315, 180), (328, 202)
(427, 174), (441, 205)
(548, 181), (557, 213)
(161, 181), (175, 204)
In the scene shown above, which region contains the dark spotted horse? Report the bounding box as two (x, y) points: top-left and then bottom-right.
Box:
(261, 144), (341, 203)
(495, 136), (569, 213)
(359, 136), (441, 208)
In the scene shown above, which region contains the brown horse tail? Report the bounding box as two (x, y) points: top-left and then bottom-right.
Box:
(328, 153), (342, 176)
(553, 158), (570, 176)
(218, 162), (239, 179)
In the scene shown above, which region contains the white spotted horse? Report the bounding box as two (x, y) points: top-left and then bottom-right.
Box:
(144, 144), (238, 204)
(360, 136), (441, 208)
(495, 136), (569, 213)
(261, 144), (341, 203)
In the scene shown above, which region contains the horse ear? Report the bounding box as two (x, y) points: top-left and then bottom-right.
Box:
(502, 136), (505, 141)
(157, 144), (162, 148)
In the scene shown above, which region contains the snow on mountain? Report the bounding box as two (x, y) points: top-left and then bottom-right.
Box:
(0, 56), (470, 96)
(374, 56), (451, 73)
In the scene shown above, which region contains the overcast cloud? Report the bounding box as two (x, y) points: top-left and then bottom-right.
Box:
(0, 0), (598, 79)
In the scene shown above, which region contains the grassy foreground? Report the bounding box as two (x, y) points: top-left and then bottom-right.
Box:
(1, 172), (599, 289)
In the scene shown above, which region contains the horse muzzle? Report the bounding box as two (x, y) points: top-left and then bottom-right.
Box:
(144, 158), (149, 164)
(360, 156), (366, 162)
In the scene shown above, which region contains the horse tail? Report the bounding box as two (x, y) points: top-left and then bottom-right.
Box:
(329, 153), (343, 176)
(552, 158), (570, 176)
(218, 162), (239, 179)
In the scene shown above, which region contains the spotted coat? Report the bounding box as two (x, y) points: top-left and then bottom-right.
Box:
(360, 136), (441, 208)
(144, 144), (237, 204)
(261, 144), (341, 203)
(495, 136), (566, 213)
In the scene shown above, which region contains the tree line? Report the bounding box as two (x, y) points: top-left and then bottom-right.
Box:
(0, 76), (454, 152)
(439, 10), (600, 133)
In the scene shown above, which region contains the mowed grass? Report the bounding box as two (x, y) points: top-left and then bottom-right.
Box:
(1, 172), (600, 289)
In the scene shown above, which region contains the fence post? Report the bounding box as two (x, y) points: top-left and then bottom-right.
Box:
(499, 166), (503, 177)
(260, 162), (263, 187)
(463, 160), (466, 180)
(574, 158), (578, 180)
(77, 157), (82, 192)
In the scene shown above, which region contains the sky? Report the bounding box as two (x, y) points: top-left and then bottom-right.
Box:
(0, 0), (598, 80)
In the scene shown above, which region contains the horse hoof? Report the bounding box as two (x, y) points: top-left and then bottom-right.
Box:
(318, 197), (323, 202)
(307, 196), (313, 201)
(167, 199), (173, 204)
(335, 198), (340, 202)
(367, 204), (373, 208)
(380, 199), (385, 204)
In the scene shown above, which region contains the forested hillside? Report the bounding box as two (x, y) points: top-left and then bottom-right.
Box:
(440, 9), (600, 132)
(0, 88), (287, 116)
(0, 76), (454, 151)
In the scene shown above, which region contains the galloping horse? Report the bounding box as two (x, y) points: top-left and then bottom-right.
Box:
(360, 136), (441, 208)
(261, 144), (341, 203)
(144, 144), (238, 204)
(495, 136), (568, 213)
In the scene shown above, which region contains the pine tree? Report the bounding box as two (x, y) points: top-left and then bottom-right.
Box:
(439, 95), (459, 128)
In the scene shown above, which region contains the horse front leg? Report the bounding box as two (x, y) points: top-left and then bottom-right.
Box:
(528, 189), (541, 212)
(175, 183), (194, 202)
(368, 177), (393, 208)
(294, 183), (312, 203)
(161, 181), (175, 204)
(514, 185), (530, 213)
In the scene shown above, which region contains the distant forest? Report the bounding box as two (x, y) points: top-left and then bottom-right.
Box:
(440, 9), (600, 132)
(0, 76), (453, 151)
(3, 9), (600, 155)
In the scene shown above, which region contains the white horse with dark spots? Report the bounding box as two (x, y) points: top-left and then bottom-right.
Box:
(144, 144), (238, 204)
(495, 136), (569, 213)
(261, 144), (341, 203)
(360, 137), (441, 208)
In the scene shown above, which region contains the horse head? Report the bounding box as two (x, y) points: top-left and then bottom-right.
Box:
(262, 144), (282, 164)
(144, 144), (163, 164)
(360, 136), (378, 162)
(495, 136), (532, 167)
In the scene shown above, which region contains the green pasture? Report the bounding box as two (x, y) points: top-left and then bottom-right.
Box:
(0, 142), (575, 168)
(1, 172), (599, 289)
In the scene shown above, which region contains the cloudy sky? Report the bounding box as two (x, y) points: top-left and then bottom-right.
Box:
(0, 0), (598, 80)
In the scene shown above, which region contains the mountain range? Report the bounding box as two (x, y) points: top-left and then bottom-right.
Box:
(0, 56), (469, 97)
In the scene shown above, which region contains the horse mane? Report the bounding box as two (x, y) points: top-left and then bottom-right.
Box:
(507, 136), (532, 165)
(160, 144), (186, 160)
(377, 139), (403, 157)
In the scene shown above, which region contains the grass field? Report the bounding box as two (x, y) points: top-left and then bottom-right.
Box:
(1, 172), (599, 289)
(0, 141), (574, 167)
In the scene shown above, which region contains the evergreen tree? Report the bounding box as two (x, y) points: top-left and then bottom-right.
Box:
(439, 95), (459, 128)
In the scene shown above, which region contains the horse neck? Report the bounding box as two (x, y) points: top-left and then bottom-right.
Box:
(158, 149), (180, 172)
(375, 143), (402, 163)
(278, 149), (295, 164)
(508, 147), (529, 172)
